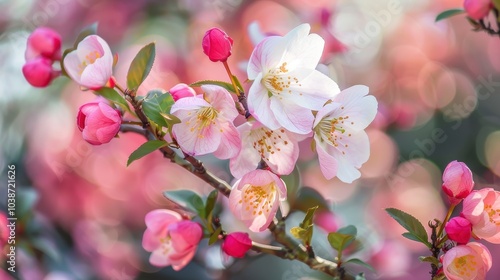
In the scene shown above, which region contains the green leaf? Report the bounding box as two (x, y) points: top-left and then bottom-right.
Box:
(345, 258), (376, 272)
(142, 90), (174, 127)
(127, 140), (167, 166)
(337, 225), (357, 238)
(205, 190), (218, 219)
(163, 189), (205, 217)
(435, 8), (465, 22)
(95, 87), (131, 113)
(290, 226), (309, 240)
(127, 42), (156, 90)
(208, 227), (222, 245)
(283, 166), (301, 205)
(419, 256), (439, 266)
(493, 0), (500, 20)
(190, 80), (238, 94)
(232, 75), (245, 93)
(73, 23), (98, 48)
(292, 186), (329, 213)
(328, 232), (356, 252)
(301, 206), (318, 229)
(386, 208), (430, 248)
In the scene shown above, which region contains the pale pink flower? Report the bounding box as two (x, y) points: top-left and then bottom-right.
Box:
(313, 85), (377, 183)
(77, 102), (121, 145)
(464, 0), (492, 20)
(142, 209), (202, 270)
(170, 83), (196, 101)
(171, 85), (241, 159)
(442, 242), (492, 280)
(63, 35), (113, 89)
(247, 23), (340, 134)
(25, 27), (62, 61)
(229, 121), (300, 178)
(222, 232), (252, 258)
(229, 170), (287, 232)
(445, 217), (472, 245)
(462, 188), (500, 243)
(442, 160), (474, 205)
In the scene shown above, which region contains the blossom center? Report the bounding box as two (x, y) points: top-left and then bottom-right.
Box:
(78, 50), (102, 74)
(450, 255), (478, 278)
(262, 62), (301, 97)
(159, 235), (172, 255)
(314, 108), (355, 155)
(484, 204), (500, 226)
(239, 183), (276, 216)
(250, 127), (289, 161)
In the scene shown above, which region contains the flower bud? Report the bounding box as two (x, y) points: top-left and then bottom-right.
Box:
(170, 83), (196, 101)
(77, 102), (121, 145)
(222, 232), (252, 258)
(202, 27), (233, 62)
(22, 57), (57, 88)
(464, 0), (492, 20)
(25, 27), (62, 61)
(442, 160), (474, 205)
(445, 217), (472, 244)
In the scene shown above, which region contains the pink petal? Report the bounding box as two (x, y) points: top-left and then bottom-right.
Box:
(63, 51), (83, 83)
(247, 74), (281, 130)
(247, 36), (285, 80)
(316, 138), (339, 180)
(142, 229), (161, 252)
(149, 249), (171, 267)
(170, 249), (196, 271)
(229, 123), (261, 178)
(173, 113), (221, 156)
(270, 97), (314, 134)
(145, 209), (182, 233)
(168, 221), (202, 253)
(213, 120), (241, 159)
(202, 85), (238, 120)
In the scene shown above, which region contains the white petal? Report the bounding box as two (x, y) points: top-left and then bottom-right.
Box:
(172, 113), (221, 156)
(316, 137), (339, 180)
(212, 120), (241, 159)
(328, 129), (370, 183)
(280, 24), (324, 70)
(170, 96), (208, 114)
(270, 97), (314, 134)
(247, 74), (281, 130)
(331, 85), (378, 131)
(63, 51), (82, 83)
(229, 123), (261, 178)
(247, 36), (286, 80)
(201, 85), (239, 120)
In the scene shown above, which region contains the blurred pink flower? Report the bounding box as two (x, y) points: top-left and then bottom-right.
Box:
(222, 232), (252, 258)
(229, 170), (287, 232)
(202, 27), (233, 62)
(170, 83), (196, 101)
(313, 85), (378, 183)
(22, 57), (58, 88)
(25, 27), (62, 61)
(142, 209), (202, 270)
(464, 0), (492, 20)
(445, 217), (472, 244)
(171, 85), (241, 159)
(462, 188), (500, 243)
(77, 102), (121, 145)
(442, 160), (474, 205)
(63, 35), (113, 89)
(0, 212), (8, 247)
(313, 210), (339, 233)
(442, 242), (492, 280)
(229, 121), (300, 178)
(247, 23), (339, 134)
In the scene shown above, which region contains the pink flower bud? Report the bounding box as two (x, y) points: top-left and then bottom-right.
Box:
(25, 27), (62, 61)
(464, 0), (492, 20)
(22, 57), (57, 88)
(170, 83), (196, 101)
(76, 102), (121, 145)
(442, 161), (474, 205)
(202, 27), (233, 62)
(445, 217), (472, 244)
(222, 232), (252, 258)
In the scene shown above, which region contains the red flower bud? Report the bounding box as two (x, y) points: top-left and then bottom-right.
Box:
(25, 27), (62, 61)
(22, 57), (57, 88)
(222, 232), (252, 258)
(77, 102), (121, 145)
(445, 217), (472, 245)
(170, 83), (196, 101)
(442, 161), (474, 205)
(202, 27), (233, 62)
(464, 0), (492, 20)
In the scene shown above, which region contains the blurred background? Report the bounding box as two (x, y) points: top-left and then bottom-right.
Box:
(1, 0), (500, 279)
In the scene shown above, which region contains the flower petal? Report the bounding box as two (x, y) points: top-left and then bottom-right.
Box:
(280, 24), (324, 70)
(315, 138), (339, 180)
(331, 85), (378, 131)
(230, 123), (261, 178)
(248, 73), (281, 130)
(247, 36), (286, 80)
(202, 85), (238, 120)
(213, 120), (241, 159)
(270, 97), (314, 134)
(145, 209), (182, 233)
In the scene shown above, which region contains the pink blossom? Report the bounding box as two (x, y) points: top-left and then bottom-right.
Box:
(462, 188), (500, 243)
(63, 35), (113, 89)
(314, 210), (339, 233)
(442, 160), (474, 205)
(442, 242), (492, 280)
(229, 121), (300, 178)
(247, 23), (340, 134)
(77, 102), (121, 145)
(171, 85), (241, 159)
(202, 27), (233, 62)
(22, 57), (58, 88)
(170, 83), (196, 101)
(445, 217), (472, 245)
(464, 0), (492, 20)
(222, 232), (252, 258)
(313, 85), (378, 183)
(142, 209), (202, 270)
(0, 212), (8, 247)
(25, 27), (62, 61)
(229, 170), (287, 232)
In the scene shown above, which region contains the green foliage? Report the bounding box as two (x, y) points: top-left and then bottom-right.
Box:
(345, 258), (375, 272)
(231, 75), (245, 93)
(142, 90), (175, 127)
(127, 43), (156, 91)
(127, 140), (167, 166)
(292, 186), (329, 213)
(190, 80), (239, 94)
(328, 225), (358, 260)
(95, 87), (131, 113)
(419, 256), (439, 266)
(163, 189), (205, 217)
(204, 190), (218, 220)
(435, 9), (465, 22)
(386, 208), (431, 248)
(208, 227), (222, 245)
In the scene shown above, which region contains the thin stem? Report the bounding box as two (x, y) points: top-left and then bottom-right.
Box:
(121, 120), (143, 125)
(222, 61), (251, 118)
(437, 204), (456, 239)
(222, 61), (240, 96)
